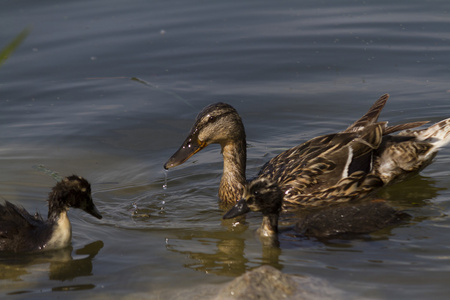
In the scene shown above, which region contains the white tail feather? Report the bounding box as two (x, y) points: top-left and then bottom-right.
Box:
(401, 118), (450, 150)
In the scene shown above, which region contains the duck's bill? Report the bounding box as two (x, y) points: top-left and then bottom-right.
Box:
(223, 199), (250, 219)
(86, 203), (103, 219)
(164, 136), (207, 170)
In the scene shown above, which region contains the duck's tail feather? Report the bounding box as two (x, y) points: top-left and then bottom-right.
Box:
(374, 118), (450, 184)
(384, 121), (429, 135)
(344, 94), (389, 133)
(399, 118), (450, 150)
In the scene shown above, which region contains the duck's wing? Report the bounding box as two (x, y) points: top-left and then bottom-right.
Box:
(259, 123), (385, 206)
(384, 121), (430, 135)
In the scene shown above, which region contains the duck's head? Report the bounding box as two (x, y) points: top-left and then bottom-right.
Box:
(164, 102), (245, 169)
(49, 175), (102, 219)
(223, 178), (283, 219)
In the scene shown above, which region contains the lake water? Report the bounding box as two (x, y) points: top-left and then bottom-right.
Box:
(1, 0), (450, 299)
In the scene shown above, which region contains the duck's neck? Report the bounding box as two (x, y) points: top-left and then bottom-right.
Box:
(219, 139), (247, 204)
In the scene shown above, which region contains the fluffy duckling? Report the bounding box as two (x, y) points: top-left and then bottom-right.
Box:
(165, 94), (450, 209)
(0, 175), (102, 253)
(223, 178), (409, 243)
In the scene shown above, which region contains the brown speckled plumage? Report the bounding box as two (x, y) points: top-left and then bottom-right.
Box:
(165, 94), (450, 209)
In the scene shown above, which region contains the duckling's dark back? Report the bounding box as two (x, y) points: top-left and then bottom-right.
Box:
(0, 201), (53, 252)
(296, 201), (410, 239)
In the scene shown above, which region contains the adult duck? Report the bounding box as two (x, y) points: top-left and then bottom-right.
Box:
(164, 94), (450, 208)
(0, 175), (102, 253)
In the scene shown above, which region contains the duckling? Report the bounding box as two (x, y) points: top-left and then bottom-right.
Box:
(165, 94), (450, 208)
(223, 177), (409, 242)
(0, 175), (102, 253)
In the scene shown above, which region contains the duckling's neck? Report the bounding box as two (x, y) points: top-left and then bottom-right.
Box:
(219, 139), (247, 204)
(257, 214), (279, 237)
(47, 190), (69, 221)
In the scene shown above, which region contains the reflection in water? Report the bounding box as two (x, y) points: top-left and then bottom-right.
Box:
(166, 218), (284, 276)
(49, 240), (104, 281)
(166, 228), (249, 277)
(183, 238), (248, 276)
(0, 241), (103, 295)
(260, 245), (282, 270)
(165, 174), (444, 278)
(378, 174), (443, 208)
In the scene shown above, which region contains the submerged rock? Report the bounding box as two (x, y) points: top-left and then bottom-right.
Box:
(216, 265), (295, 300)
(214, 265), (343, 300)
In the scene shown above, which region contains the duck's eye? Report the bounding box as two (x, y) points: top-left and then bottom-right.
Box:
(208, 115), (216, 122)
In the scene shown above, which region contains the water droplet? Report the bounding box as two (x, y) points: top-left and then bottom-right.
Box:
(163, 169), (169, 189)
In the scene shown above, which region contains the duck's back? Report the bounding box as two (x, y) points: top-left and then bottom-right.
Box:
(258, 123), (385, 207)
(0, 201), (52, 253)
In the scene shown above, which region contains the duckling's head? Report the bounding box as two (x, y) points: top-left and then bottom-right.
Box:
(49, 175), (102, 219)
(223, 178), (283, 219)
(164, 102), (245, 169)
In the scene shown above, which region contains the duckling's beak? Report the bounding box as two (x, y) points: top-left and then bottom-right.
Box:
(86, 202), (103, 219)
(164, 135), (207, 169)
(223, 198), (250, 219)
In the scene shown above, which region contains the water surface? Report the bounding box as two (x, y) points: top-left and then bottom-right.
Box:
(0, 0), (450, 299)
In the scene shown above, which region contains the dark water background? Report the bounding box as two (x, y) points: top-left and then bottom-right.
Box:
(0, 0), (449, 299)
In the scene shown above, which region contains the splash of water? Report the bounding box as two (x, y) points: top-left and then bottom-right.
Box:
(32, 165), (64, 182)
